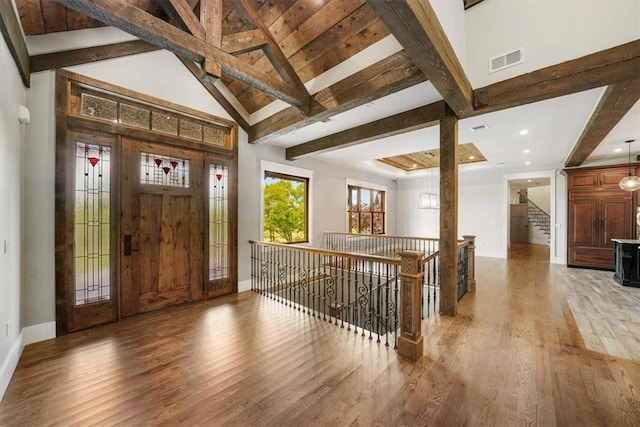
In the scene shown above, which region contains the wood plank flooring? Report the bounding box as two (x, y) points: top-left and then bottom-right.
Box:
(1, 244), (640, 426)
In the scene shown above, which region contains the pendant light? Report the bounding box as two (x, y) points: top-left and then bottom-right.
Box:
(619, 139), (640, 192)
(417, 167), (439, 209)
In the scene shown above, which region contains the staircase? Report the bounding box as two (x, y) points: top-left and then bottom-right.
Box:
(518, 192), (550, 243)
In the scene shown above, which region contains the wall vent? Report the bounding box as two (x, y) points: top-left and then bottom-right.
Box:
(489, 48), (524, 73)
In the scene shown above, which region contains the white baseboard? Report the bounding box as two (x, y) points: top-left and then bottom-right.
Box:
(0, 332), (23, 402)
(23, 322), (56, 345)
(238, 279), (252, 293)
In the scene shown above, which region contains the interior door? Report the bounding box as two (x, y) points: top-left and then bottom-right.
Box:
(121, 138), (204, 317)
(510, 204), (529, 243)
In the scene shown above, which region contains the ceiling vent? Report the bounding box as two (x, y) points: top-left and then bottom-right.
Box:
(489, 48), (524, 73)
(471, 124), (488, 131)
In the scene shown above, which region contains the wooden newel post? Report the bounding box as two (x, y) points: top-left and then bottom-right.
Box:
(463, 235), (476, 292)
(398, 251), (424, 362)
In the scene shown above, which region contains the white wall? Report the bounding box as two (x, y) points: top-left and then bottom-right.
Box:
(528, 185), (550, 214)
(430, 0), (466, 69)
(397, 169), (507, 259)
(0, 32), (26, 400)
(465, 0), (640, 88)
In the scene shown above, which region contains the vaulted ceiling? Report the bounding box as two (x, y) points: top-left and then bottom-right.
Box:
(5, 0), (640, 177)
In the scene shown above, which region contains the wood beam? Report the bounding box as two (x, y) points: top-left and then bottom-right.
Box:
(160, 0), (205, 40)
(366, 0), (473, 116)
(222, 30), (267, 55)
(55, 0), (309, 108)
(200, 0), (223, 77)
(177, 56), (250, 132)
(0, 0), (30, 87)
(565, 79), (640, 167)
(473, 40), (640, 116)
(464, 0), (484, 10)
(30, 40), (160, 72)
(286, 101), (447, 160)
(439, 113), (459, 316)
(252, 51), (426, 144)
(231, 0), (310, 106)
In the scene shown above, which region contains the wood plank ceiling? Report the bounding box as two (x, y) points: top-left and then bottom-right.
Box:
(17, 0), (392, 114)
(11, 0), (638, 168)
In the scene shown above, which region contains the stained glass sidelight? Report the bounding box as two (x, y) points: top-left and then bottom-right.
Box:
(209, 164), (229, 280)
(74, 142), (111, 306)
(140, 152), (190, 187)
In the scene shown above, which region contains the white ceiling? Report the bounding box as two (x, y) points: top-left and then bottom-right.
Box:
(298, 85), (640, 180)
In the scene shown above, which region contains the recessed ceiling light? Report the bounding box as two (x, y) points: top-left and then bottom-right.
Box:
(520, 129), (529, 135)
(468, 155), (475, 160)
(527, 179), (532, 182)
(412, 164), (417, 168)
(525, 161), (531, 165)
(614, 148), (623, 153)
(523, 149), (530, 154)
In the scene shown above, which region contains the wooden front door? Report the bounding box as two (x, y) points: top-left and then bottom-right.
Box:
(121, 138), (205, 317)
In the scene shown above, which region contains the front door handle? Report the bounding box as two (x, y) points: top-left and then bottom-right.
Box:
(124, 235), (132, 256)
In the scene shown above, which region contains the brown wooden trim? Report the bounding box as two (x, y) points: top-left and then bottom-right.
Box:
(177, 56), (250, 131)
(439, 114), (459, 316)
(160, 0), (205, 39)
(464, 0), (484, 10)
(472, 40), (640, 116)
(285, 101), (447, 160)
(30, 40), (160, 73)
(200, 0), (223, 76)
(222, 29), (267, 55)
(565, 79), (640, 167)
(231, 0), (310, 108)
(57, 69), (236, 128)
(56, 0), (309, 107)
(0, 0), (30, 87)
(251, 51), (427, 144)
(366, 0), (473, 116)
(67, 115), (235, 158)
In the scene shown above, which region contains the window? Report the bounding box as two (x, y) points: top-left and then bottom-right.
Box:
(348, 185), (385, 234)
(264, 171), (309, 243)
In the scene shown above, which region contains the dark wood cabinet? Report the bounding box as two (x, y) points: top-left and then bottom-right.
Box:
(565, 164), (636, 270)
(613, 240), (640, 287)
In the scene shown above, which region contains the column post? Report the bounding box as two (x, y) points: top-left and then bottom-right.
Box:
(398, 250), (424, 362)
(462, 235), (476, 292)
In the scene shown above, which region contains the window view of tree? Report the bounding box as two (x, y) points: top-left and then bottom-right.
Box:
(348, 185), (385, 234)
(264, 172), (308, 243)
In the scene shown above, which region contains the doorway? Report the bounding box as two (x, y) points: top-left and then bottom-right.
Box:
(55, 71), (238, 334)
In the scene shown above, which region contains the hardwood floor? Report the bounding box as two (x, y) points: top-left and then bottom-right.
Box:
(1, 246), (639, 426)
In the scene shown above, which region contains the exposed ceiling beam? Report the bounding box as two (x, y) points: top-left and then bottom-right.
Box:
(200, 0), (223, 77)
(366, 0), (473, 116)
(222, 30), (267, 55)
(0, 0), (30, 87)
(160, 0), (205, 40)
(231, 0), (310, 105)
(565, 79), (640, 167)
(472, 40), (640, 116)
(251, 51), (426, 144)
(30, 40), (160, 72)
(463, 0), (484, 10)
(55, 0), (310, 108)
(177, 56), (250, 132)
(286, 101), (447, 160)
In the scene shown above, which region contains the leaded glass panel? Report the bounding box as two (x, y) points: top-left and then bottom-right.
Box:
(179, 119), (203, 141)
(74, 142), (111, 306)
(151, 111), (179, 135)
(209, 164), (229, 280)
(80, 93), (118, 122)
(120, 103), (150, 129)
(140, 152), (190, 187)
(203, 125), (225, 146)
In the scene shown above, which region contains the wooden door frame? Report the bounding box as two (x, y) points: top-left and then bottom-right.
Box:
(55, 70), (238, 334)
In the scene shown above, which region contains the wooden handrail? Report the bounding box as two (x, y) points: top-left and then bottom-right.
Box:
(248, 240), (401, 265)
(517, 191), (550, 216)
(324, 231), (439, 241)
